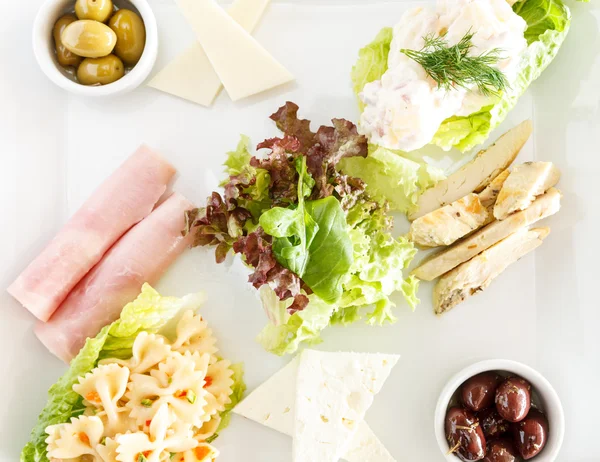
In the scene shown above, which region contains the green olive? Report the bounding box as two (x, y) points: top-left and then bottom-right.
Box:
(75, 0), (113, 23)
(53, 14), (82, 67)
(62, 20), (117, 58)
(109, 9), (146, 66)
(77, 54), (124, 85)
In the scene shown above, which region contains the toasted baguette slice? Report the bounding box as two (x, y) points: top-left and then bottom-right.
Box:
(434, 227), (550, 314)
(412, 188), (561, 281)
(409, 193), (489, 247)
(410, 121), (532, 221)
(494, 162), (561, 220)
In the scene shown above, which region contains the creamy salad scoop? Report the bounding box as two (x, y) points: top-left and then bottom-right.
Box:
(352, 0), (572, 153)
(360, 0), (527, 152)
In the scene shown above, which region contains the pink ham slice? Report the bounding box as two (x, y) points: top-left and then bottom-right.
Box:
(34, 192), (194, 362)
(8, 145), (176, 322)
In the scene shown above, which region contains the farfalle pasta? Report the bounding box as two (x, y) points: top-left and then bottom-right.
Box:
(172, 311), (218, 358)
(204, 360), (235, 411)
(43, 307), (239, 462)
(115, 404), (198, 462)
(100, 332), (172, 374)
(194, 415), (221, 442)
(45, 415), (105, 460)
(171, 444), (220, 462)
(126, 352), (209, 428)
(96, 437), (119, 462)
(94, 408), (139, 437)
(73, 363), (129, 429)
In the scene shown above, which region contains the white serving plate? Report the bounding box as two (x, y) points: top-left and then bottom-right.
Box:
(1, 1), (599, 461)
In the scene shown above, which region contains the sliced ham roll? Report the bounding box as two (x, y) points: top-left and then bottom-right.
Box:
(8, 146), (176, 321)
(34, 192), (194, 363)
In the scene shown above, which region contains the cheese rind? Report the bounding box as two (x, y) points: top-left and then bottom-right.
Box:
(293, 350), (399, 462)
(147, 0), (271, 106)
(233, 356), (397, 462)
(176, 0), (294, 101)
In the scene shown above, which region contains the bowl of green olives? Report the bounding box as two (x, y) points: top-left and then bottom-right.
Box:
(435, 360), (564, 462)
(33, 0), (157, 95)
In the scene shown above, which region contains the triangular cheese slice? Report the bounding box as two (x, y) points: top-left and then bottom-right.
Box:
(234, 356), (299, 435)
(147, 0), (271, 106)
(233, 356), (397, 462)
(175, 0), (294, 101)
(293, 350), (399, 462)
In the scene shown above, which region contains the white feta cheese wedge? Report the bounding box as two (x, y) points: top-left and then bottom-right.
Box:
(434, 227), (550, 314)
(409, 193), (489, 247)
(147, 0), (271, 106)
(410, 121), (531, 221)
(234, 357), (299, 436)
(233, 357), (396, 462)
(494, 162), (561, 220)
(412, 188), (561, 281)
(293, 350), (399, 462)
(176, 0), (294, 101)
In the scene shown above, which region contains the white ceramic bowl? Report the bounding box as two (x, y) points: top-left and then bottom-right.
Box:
(434, 359), (564, 461)
(32, 0), (158, 96)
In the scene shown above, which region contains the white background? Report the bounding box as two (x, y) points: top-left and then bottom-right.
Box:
(1, 0), (599, 461)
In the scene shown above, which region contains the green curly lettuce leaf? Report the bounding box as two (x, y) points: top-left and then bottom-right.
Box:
(258, 201), (418, 355)
(257, 293), (336, 356)
(338, 145), (444, 213)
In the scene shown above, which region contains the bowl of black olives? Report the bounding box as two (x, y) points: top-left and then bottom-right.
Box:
(33, 0), (157, 96)
(435, 360), (564, 462)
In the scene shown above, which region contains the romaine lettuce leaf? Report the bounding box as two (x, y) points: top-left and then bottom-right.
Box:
(21, 284), (244, 462)
(351, 0), (572, 152)
(338, 145), (444, 213)
(514, 0), (571, 45)
(351, 27), (393, 112)
(100, 284), (205, 360)
(434, 0), (571, 151)
(21, 329), (109, 462)
(430, 105), (494, 153)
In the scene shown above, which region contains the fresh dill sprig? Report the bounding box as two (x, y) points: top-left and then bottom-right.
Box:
(400, 31), (509, 97)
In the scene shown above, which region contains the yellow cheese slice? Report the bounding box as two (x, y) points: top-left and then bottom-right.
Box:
(175, 0), (294, 101)
(147, 0), (271, 106)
